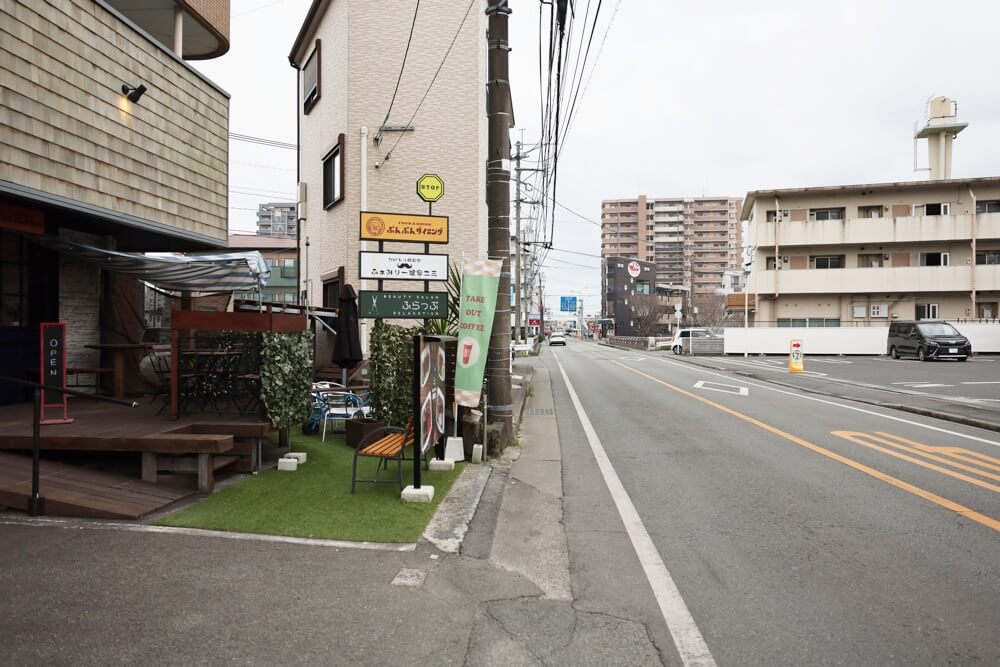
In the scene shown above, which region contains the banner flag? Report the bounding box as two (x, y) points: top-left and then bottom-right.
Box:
(454, 258), (502, 407)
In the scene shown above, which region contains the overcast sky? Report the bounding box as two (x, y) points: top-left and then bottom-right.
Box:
(194, 0), (1000, 318)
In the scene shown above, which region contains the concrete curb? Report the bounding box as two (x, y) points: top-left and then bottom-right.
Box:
(669, 354), (1000, 434)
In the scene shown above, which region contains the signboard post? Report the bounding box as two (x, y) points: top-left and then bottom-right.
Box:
(359, 211), (449, 244)
(39, 323), (73, 425)
(416, 174), (445, 204)
(789, 339), (805, 373)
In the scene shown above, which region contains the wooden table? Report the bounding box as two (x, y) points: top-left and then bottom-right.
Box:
(85, 343), (151, 399)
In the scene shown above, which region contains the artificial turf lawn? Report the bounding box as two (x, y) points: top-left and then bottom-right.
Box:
(155, 431), (465, 543)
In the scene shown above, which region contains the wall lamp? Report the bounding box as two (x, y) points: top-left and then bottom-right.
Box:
(121, 83), (147, 103)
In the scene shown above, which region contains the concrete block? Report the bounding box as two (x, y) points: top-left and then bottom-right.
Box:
(444, 436), (464, 461)
(284, 452), (307, 464)
(471, 444), (483, 464)
(277, 457), (298, 471)
(401, 485), (435, 503)
(429, 458), (455, 471)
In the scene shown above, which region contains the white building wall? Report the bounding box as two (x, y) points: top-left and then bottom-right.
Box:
(297, 0), (487, 318)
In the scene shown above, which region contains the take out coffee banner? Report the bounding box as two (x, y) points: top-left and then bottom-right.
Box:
(454, 258), (502, 407)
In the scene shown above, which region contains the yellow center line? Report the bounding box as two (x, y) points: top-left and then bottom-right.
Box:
(600, 354), (1000, 533)
(831, 431), (1000, 492)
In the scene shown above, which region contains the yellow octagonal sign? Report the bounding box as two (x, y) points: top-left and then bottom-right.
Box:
(416, 173), (445, 203)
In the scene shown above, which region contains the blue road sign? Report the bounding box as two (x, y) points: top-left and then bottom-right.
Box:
(560, 296), (577, 312)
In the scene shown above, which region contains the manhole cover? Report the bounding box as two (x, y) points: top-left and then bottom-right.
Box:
(526, 408), (554, 416)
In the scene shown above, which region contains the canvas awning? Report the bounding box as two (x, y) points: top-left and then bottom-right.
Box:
(33, 235), (270, 292)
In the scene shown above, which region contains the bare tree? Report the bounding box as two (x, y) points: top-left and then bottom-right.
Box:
(631, 294), (667, 336)
(692, 294), (733, 328)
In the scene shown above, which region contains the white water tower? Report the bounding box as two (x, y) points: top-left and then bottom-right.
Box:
(914, 96), (967, 181)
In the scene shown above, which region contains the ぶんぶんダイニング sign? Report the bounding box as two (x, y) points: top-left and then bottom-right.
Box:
(359, 211), (448, 244)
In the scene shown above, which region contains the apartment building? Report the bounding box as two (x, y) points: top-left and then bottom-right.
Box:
(600, 195), (743, 302)
(742, 177), (1000, 326)
(256, 202), (298, 237)
(229, 234), (298, 304)
(0, 0), (230, 403)
(289, 0), (487, 345)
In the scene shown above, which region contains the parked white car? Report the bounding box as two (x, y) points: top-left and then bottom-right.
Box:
(670, 328), (711, 354)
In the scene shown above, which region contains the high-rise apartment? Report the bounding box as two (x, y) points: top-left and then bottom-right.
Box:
(600, 195), (743, 299)
(256, 202), (298, 237)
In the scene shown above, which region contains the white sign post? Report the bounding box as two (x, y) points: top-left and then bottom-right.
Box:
(359, 251), (448, 282)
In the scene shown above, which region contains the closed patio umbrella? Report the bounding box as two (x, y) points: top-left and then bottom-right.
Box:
(333, 284), (363, 387)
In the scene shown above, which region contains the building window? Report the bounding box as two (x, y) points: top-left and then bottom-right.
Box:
(976, 200), (1000, 213)
(777, 318), (841, 328)
(765, 256), (778, 270)
(976, 250), (1000, 265)
(918, 252), (949, 267)
(810, 208), (845, 221)
(916, 203), (950, 216)
(811, 255), (844, 269)
(870, 304), (888, 318)
(915, 303), (939, 320)
(0, 233), (28, 327)
(766, 210), (780, 222)
(857, 253), (885, 268)
(858, 205), (883, 218)
(302, 40), (321, 113)
(322, 134), (344, 208)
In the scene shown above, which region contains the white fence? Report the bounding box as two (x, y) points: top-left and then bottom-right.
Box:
(723, 322), (1000, 355)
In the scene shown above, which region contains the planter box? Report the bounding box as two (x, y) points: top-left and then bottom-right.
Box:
(346, 417), (384, 449)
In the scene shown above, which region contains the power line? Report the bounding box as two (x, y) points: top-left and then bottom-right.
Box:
(229, 133), (297, 150)
(382, 0), (477, 164)
(376, 0), (421, 146)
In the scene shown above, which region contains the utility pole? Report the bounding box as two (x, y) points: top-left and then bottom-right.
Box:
(514, 140), (522, 344)
(486, 0), (513, 453)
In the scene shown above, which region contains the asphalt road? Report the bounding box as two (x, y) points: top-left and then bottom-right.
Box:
(544, 339), (1000, 665)
(699, 354), (1000, 405)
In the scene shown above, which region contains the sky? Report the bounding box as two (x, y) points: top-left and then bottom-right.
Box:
(193, 0), (1000, 318)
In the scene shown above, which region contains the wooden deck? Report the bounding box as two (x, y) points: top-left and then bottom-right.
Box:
(0, 396), (273, 517)
(0, 452), (192, 519)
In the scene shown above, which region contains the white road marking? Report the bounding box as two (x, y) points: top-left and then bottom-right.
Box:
(553, 353), (716, 667)
(809, 358), (853, 364)
(709, 357), (829, 377)
(963, 381), (1000, 385)
(0, 517), (416, 550)
(694, 380), (749, 396)
(650, 356), (1000, 449)
(891, 382), (954, 388)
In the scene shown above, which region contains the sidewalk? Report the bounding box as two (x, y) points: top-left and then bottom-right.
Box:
(670, 353), (1000, 433)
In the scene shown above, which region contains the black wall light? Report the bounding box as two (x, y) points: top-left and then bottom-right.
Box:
(121, 84), (147, 103)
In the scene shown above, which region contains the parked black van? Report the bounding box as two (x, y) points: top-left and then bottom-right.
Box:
(887, 321), (971, 361)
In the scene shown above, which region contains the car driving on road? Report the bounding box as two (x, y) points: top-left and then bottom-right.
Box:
(549, 332), (566, 346)
(887, 320), (971, 361)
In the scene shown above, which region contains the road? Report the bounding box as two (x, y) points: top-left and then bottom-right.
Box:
(544, 338), (1000, 665)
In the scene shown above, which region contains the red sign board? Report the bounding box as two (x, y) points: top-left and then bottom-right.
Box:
(39, 323), (73, 424)
(528, 317), (541, 326)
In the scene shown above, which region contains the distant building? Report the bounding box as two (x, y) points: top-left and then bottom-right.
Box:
(256, 203), (298, 237)
(602, 256), (662, 336)
(228, 234), (298, 305)
(741, 97), (1000, 326)
(600, 196), (743, 306)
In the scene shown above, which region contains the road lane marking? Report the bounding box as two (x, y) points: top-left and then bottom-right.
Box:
(552, 353), (716, 667)
(831, 432), (1000, 491)
(891, 382), (954, 388)
(694, 380), (748, 396)
(707, 357), (828, 377)
(600, 355), (1000, 533)
(963, 381), (1000, 385)
(651, 356), (1000, 449)
(874, 432), (1000, 475)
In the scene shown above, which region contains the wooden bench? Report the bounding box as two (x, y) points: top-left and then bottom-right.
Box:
(351, 419), (414, 493)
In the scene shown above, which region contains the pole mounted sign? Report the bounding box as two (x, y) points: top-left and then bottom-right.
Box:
(359, 290), (448, 319)
(560, 296), (577, 312)
(359, 251), (447, 281)
(360, 211), (449, 244)
(788, 339), (805, 373)
(416, 174), (445, 203)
